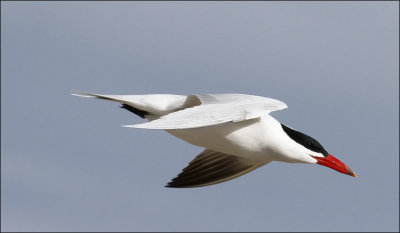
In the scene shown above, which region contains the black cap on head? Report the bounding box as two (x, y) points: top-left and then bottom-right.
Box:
(281, 124), (328, 157)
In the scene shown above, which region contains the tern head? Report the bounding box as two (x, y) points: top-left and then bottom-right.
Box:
(281, 124), (356, 177)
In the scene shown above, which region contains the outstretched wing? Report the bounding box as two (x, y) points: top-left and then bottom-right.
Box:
(166, 149), (268, 188)
(124, 93), (287, 129)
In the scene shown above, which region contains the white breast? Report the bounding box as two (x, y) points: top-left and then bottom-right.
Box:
(165, 115), (282, 162)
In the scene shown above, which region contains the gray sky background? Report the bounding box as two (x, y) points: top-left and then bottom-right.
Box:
(1, 2), (399, 232)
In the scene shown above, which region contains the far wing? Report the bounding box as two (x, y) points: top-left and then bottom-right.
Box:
(166, 149), (268, 188)
(124, 94), (287, 129)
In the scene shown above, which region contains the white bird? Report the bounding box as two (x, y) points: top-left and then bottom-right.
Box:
(72, 91), (356, 188)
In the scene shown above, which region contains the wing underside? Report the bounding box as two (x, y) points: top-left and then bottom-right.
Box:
(166, 149), (268, 188)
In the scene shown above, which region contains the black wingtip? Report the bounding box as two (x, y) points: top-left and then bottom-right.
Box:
(165, 176), (203, 188)
(165, 183), (181, 188)
(120, 104), (148, 118)
(164, 182), (198, 188)
(164, 179), (185, 188)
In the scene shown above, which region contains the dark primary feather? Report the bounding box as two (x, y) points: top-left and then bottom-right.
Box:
(120, 104), (148, 119)
(166, 149), (266, 188)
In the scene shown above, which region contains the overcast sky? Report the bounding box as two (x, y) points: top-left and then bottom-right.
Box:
(2, 2), (399, 232)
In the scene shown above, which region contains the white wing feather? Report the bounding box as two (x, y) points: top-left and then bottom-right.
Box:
(71, 90), (188, 116)
(124, 94), (287, 129)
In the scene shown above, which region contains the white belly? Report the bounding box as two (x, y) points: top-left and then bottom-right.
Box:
(165, 116), (280, 162)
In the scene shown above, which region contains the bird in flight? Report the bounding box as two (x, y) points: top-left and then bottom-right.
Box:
(72, 91), (356, 188)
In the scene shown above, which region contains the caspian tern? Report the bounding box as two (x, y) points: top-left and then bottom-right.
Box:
(72, 91), (356, 188)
